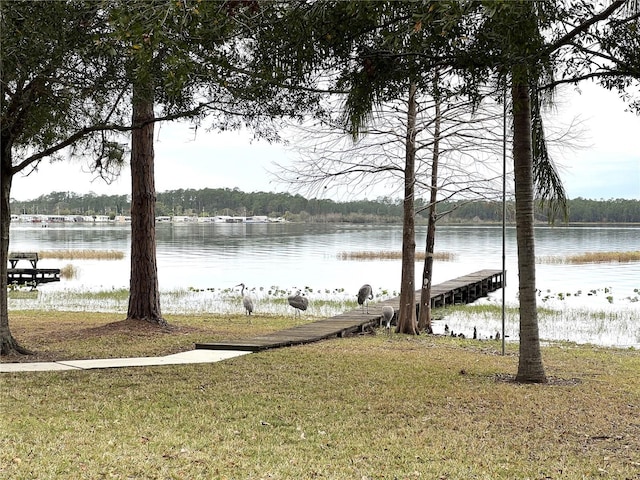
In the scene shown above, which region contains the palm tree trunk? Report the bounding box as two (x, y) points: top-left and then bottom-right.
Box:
(512, 81), (546, 383)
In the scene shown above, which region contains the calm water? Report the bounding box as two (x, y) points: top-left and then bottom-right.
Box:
(8, 222), (640, 347)
(9, 222), (639, 294)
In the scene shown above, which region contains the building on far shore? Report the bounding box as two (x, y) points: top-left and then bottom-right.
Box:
(10, 214), (283, 224)
(10, 214), (111, 223)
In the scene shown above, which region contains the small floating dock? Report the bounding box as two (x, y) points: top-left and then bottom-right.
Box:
(196, 269), (504, 352)
(8, 268), (61, 285)
(7, 252), (60, 286)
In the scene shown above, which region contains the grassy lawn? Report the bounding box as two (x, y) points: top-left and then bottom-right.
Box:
(2, 311), (639, 479)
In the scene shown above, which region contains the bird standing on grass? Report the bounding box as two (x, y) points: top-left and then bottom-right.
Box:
(235, 283), (254, 316)
(288, 290), (308, 316)
(357, 284), (373, 313)
(381, 305), (394, 335)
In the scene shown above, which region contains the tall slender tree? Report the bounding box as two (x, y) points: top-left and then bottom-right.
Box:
(417, 73), (441, 333)
(128, 75), (163, 324)
(268, 1), (637, 382)
(512, 79), (547, 381)
(263, 2), (471, 333)
(397, 82), (419, 334)
(468, 0), (636, 382)
(1, 1), (127, 354)
(105, 0), (322, 325)
(2, 0), (324, 352)
(466, 0), (555, 382)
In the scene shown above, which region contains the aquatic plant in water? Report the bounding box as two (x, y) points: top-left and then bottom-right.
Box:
(7, 283), (638, 349)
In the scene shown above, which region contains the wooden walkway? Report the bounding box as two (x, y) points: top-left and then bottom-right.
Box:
(196, 269), (504, 353)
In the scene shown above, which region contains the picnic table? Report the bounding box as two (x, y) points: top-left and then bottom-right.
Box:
(8, 252), (39, 269)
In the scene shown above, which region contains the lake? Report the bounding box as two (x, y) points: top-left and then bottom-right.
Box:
(7, 222), (640, 348)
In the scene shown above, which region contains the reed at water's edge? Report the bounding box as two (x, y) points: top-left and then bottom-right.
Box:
(38, 249), (125, 260)
(338, 250), (456, 261)
(340, 250), (640, 263)
(34, 248), (640, 263)
(537, 250), (640, 264)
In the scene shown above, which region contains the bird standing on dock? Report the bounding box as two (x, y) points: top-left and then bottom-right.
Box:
(235, 283), (254, 316)
(381, 305), (394, 335)
(288, 290), (308, 315)
(357, 284), (373, 314)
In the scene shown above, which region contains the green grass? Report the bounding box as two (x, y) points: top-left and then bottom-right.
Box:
(2, 311), (639, 479)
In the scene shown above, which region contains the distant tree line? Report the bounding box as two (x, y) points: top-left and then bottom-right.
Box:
(9, 189), (640, 223)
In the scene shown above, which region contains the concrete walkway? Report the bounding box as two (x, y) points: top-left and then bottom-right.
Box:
(0, 349), (250, 373)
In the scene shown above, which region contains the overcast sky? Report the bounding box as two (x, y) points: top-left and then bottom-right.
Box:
(10, 82), (640, 202)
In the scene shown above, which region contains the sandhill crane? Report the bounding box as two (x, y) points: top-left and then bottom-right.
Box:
(288, 290), (308, 316)
(235, 283), (254, 316)
(381, 305), (394, 335)
(357, 284), (373, 313)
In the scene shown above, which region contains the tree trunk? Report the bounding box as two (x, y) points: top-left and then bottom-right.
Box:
(127, 81), (166, 326)
(418, 75), (441, 333)
(397, 82), (418, 335)
(0, 139), (32, 355)
(512, 82), (546, 383)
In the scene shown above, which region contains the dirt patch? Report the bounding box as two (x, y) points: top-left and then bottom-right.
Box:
(494, 373), (583, 386)
(2, 318), (203, 364)
(84, 318), (190, 336)
(1, 347), (63, 364)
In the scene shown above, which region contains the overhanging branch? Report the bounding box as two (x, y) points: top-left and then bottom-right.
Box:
(547, 0), (627, 53)
(10, 98), (230, 175)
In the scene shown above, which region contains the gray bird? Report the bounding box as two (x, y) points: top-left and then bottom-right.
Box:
(235, 283), (254, 316)
(288, 290), (308, 315)
(357, 284), (373, 313)
(381, 305), (394, 335)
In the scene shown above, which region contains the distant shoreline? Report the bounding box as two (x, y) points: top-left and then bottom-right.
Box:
(8, 213), (640, 227)
(9, 190), (640, 223)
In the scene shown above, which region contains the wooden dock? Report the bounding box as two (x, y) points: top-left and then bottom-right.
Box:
(196, 269), (504, 352)
(429, 269), (504, 308)
(7, 252), (60, 286)
(8, 268), (61, 286)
